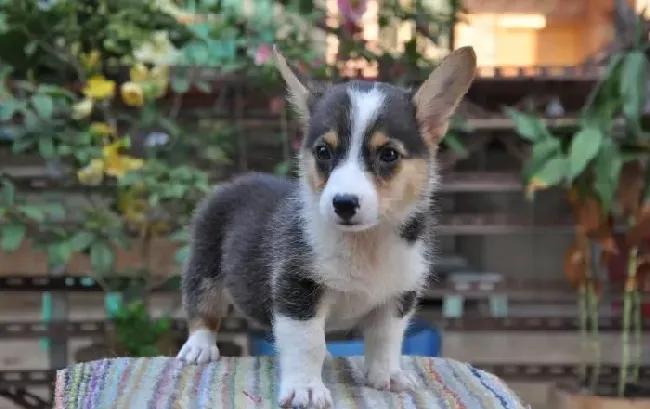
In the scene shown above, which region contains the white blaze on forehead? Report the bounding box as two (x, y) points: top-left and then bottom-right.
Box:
(315, 85), (385, 228)
(347, 85), (386, 161)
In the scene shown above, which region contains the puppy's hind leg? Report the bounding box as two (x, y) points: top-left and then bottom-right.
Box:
(177, 191), (230, 364)
(177, 274), (228, 364)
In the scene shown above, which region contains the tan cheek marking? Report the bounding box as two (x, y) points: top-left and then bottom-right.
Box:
(323, 131), (339, 149)
(376, 158), (429, 216)
(303, 155), (326, 192)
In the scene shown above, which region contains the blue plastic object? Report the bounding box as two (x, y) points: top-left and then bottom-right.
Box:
(249, 320), (441, 357)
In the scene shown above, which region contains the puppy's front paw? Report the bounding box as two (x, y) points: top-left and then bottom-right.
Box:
(366, 368), (417, 392)
(279, 380), (333, 409)
(176, 329), (219, 364)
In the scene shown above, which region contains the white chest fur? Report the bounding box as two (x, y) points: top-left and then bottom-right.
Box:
(308, 222), (429, 331)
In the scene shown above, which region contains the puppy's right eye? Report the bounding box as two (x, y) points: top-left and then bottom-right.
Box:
(314, 145), (332, 160)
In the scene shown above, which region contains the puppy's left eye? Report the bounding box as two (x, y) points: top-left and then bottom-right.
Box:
(314, 145), (332, 160)
(378, 146), (400, 163)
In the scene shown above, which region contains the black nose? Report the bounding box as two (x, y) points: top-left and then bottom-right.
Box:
(332, 194), (360, 222)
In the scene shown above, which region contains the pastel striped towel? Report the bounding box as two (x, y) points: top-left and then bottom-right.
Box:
(54, 356), (528, 408)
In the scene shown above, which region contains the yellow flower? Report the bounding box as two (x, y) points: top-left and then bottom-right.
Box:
(90, 122), (115, 136)
(103, 141), (120, 159)
(77, 159), (105, 185)
(128, 64), (169, 99)
(130, 64), (150, 82)
(83, 76), (116, 100)
(121, 81), (145, 107)
(103, 142), (144, 178)
(71, 97), (93, 119)
(123, 198), (148, 225)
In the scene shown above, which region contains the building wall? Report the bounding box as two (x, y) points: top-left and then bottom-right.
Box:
(454, 0), (613, 67)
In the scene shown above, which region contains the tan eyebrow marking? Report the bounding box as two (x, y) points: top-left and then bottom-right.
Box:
(368, 132), (408, 156)
(368, 131), (389, 149)
(323, 131), (339, 148)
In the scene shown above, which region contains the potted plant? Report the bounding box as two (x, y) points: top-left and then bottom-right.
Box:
(505, 9), (650, 407)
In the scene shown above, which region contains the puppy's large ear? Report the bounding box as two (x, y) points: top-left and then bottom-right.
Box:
(273, 45), (313, 124)
(414, 46), (477, 146)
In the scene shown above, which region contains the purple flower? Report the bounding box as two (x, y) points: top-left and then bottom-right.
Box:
(338, 0), (367, 24)
(254, 43), (273, 66)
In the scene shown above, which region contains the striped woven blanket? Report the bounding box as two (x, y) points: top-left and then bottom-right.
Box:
(54, 356), (527, 409)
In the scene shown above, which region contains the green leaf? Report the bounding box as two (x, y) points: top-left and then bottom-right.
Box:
(0, 14), (7, 34)
(0, 101), (17, 121)
(583, 53), (623, 115)
(442, 132), (468, 158)
(0, 182), (15, 206)
(171, 73), (190, 94)
(532, 155), (568, 188)
(19, 205), (46, 222)
(174, 245), (189, 265)
(11, 137), (33, 154)
(48, 241), (72, 267)
(449, 114), (471, 132)
(204, 146), (229, 162)
(24, 41), (38, 56)
(273, 161), (290, 176)
(568, 126), (604, 180)
(169, 229), (187, 242)
(31, 94), (53, 119)
(522, 137), (561, 181)
(165, 184), (185, 198)
(154, 317), (171, 333)
(69, 231), (95, 252)
(39, 203), (65, 220)
(593, 142), (622, 212)
(113, 233), (131, 250)
(38, 137), (54, 159)
(1, 223), (26, 252)
(24, 109), (38, 130)
(37, 84), (76, 99)
(620, 51), (647, 122)
(504, 107), (550, 142)
(90, 241), (114, 275)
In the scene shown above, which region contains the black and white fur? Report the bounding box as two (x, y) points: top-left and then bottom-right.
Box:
(177, 46), (477, 408)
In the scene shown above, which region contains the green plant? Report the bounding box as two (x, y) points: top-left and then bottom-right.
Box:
(506, 12), (650, 397)
(112, 300), (172, 357)
(0, 0), (235, 355)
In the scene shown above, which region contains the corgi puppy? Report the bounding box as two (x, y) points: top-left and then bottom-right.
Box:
(177, 46), (477, 408)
